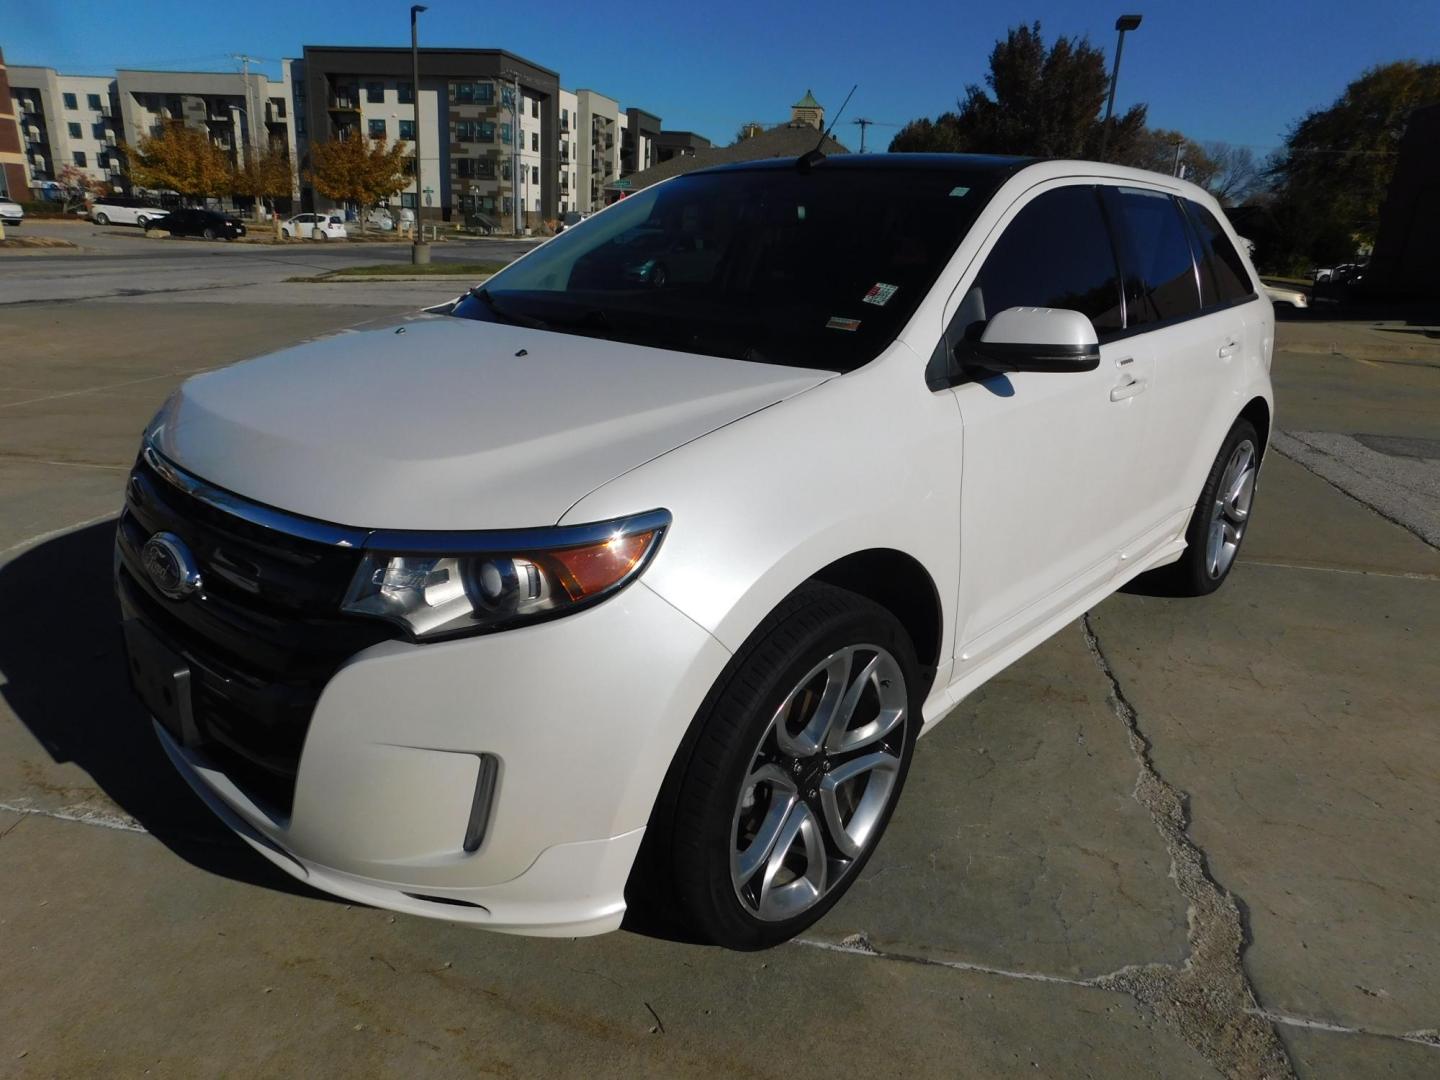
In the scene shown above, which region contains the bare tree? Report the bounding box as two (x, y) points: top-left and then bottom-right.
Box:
(1203, 142), (1263, 205)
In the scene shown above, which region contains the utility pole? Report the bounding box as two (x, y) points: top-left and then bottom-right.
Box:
(410, 5), (429, 263)
(852, 117), (873, 153)
(501, 69), (522, 235)
(1172, 139), (1184, 178)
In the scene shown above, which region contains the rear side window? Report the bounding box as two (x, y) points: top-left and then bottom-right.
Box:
(1183, 200), (1254, 305)
(962, 185), (1124, 338)
(1110, 189), (1200, 324)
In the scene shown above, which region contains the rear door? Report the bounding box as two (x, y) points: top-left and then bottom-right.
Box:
(1104, 188), (1258, 528)
(945, 182), (1153, 664)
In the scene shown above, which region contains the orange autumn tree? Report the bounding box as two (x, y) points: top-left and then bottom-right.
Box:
(127, 122), (233, 201)
(306, 133), (412, 234)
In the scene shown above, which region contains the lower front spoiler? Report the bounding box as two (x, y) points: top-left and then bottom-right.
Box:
(155, 720), (644, 937)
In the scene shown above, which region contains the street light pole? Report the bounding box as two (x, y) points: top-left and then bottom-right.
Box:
(410, 4), (430, 264)
(1098, 13), (1142, 162)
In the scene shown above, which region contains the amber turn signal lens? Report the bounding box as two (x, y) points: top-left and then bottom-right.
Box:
(548, 531), (656, 600)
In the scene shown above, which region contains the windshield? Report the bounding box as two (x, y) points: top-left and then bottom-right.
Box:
(450, 165), (1003, 372)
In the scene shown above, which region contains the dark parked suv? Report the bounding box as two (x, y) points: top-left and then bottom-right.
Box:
(147, 208), (246, 241)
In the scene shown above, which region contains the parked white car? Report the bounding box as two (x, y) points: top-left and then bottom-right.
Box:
(1263, 283), (1308, 309)
(281, 212), (347, 240)
(365, 208), (395, 231)
(117, 157), (1273, 948)
(91, 196), (169, 228)
(1, 197), (24, 227)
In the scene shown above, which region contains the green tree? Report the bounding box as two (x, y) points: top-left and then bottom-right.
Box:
(888, 22), (1147, 158)
(306, 133), (412, 234)
(1267, 60), (1440, 268)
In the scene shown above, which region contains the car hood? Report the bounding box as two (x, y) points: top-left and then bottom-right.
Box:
(151, 315), (831, 530)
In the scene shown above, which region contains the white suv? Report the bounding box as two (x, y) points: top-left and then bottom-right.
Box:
(91, 196), (168, 228)
(117, 156), (1272, 948)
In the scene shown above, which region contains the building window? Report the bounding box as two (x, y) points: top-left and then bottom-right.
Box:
(272, 97), (286, 119)
(531, 97), (538, 119)
(399, 119), (415, 141)
(296, 117), (306, 136)
(366, 82), (384, 104)
(68, 122), (82, 138)
(477, 82), (494, 105)
(532, 165), (539, 185)
(457, 157), (495, 180)
(499, 123), (511, 144)
(398, 81), (413, 104)
(401, 192), (416, 208)
(92, 122), (106, 139)
(295, 79), (305, 99)
(368, 119), (387, 138)
(501, 159), (511, 182)
(561, 107), (568, 126)
(531, 131), (539, 152)
(73, 151), (86, 167)
(502, 196), (512, 215)
(63, 93), (77, 110)
(88, 93), (102, 111)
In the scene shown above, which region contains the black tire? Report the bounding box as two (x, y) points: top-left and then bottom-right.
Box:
(644, 582), (921, 949)
(202, 227), (216, 240)
(1148, 418), (1261, 597)
(94, 212), (110, 225)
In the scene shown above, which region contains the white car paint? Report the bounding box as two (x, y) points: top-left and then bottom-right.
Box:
(124, 159), (1273, 936)
(280, 212), (347, 240)
(90, 197), (168, 227)
(0, 198), (23, 226)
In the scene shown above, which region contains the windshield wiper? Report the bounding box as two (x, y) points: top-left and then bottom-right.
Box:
(467, 287), (554, 331)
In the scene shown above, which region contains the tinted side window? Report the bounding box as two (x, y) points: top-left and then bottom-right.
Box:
(1184, 200), (1253, 304)
(964, 185), (1123, 338)
(1112, 189), (1200, 324)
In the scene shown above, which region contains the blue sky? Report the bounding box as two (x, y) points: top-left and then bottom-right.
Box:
(6, 0), (1438, 152)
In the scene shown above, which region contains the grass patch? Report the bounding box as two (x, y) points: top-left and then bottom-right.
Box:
(327, 262), (506, 277)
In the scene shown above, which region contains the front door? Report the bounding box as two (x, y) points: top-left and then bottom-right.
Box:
(942, 182), (1154, 670)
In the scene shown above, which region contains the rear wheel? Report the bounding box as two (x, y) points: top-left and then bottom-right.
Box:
(202, 227), (216, 240)
(312, 227), (325, 241)
(1153, 418), (1260, 596)
(94, 212), (110, 226)
(653, 583), (920, 949)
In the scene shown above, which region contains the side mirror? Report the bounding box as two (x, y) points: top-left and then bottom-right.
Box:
(959, 307), (1101, 375)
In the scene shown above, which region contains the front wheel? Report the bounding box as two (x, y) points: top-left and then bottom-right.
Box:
(1152, 418), (1261, 596)
(281, 227), (291, 239)
(652, 583), (920, 949)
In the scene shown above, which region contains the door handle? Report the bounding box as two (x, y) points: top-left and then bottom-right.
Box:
(1109, 377), (1147, 402)
(1218, 340), (1239, 359)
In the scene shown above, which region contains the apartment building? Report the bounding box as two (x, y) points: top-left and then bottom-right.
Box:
(7, 65), (123, 192)
(0, 49), (27, 198)
(114, 68), (290, 174)
(295, 46), (560, 225)
(574, 89), (624, 214)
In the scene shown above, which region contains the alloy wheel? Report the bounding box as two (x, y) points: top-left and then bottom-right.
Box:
(1206, 439), (1257, 579)
(730, 644), (908, 921)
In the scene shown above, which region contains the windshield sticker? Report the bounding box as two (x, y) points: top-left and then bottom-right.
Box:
(826, 316), (862, 332)
(862, 282), (898, 306)
(949, 186), (971, 197)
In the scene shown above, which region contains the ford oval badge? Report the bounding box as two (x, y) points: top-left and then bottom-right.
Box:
(141, 532), (202, 600)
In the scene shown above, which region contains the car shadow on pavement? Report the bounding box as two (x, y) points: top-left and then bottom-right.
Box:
(0, 520), (336, 905)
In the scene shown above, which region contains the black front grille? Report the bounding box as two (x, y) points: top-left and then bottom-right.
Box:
(118, 452), (395, 814)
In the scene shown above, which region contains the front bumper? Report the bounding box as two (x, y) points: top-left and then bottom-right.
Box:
(131, 574), (730, 934)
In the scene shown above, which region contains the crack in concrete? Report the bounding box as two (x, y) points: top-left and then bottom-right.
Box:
(1080, 614), (1295, 1079)
(0, 799), (146, 833)
(1249, 1008), (1440, 1050)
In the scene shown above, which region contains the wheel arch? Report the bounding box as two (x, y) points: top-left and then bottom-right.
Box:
(809, 548), (943, 689)
(1239, 396), (1271, 457)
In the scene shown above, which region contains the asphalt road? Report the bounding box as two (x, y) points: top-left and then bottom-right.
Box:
(0, 219), (540, 306)
(1, 289), (1437, 1078)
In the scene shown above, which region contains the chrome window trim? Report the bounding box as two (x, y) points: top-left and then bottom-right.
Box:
(141, 440), (671, 554)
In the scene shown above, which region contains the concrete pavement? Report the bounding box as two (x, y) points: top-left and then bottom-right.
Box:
(1, 304), (1437, 1078)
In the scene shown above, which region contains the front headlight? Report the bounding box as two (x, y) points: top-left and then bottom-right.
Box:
(340, 510), (670, 640)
